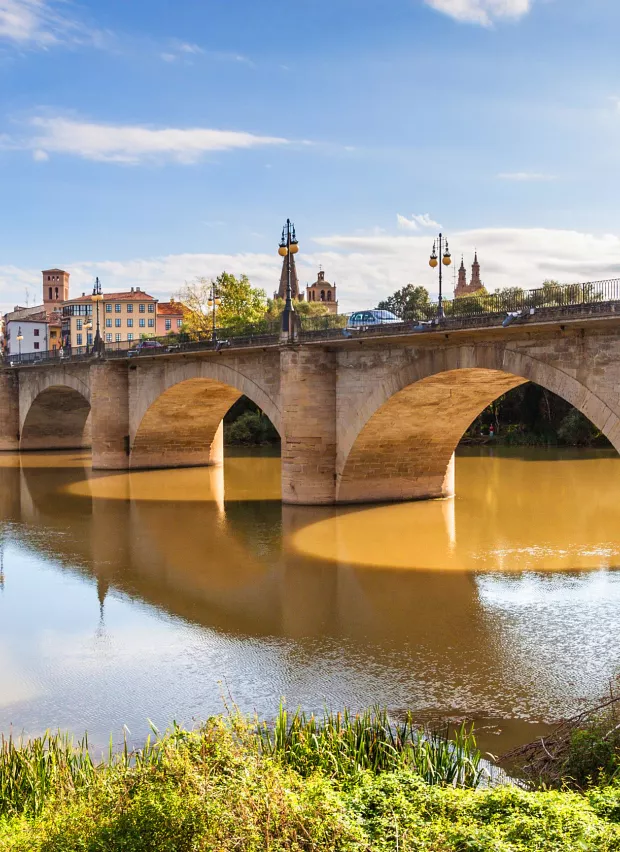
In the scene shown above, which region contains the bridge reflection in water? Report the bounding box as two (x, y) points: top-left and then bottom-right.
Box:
(0, 448), (619, 753)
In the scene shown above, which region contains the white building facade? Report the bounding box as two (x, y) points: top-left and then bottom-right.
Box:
(5, 318), (50, 357)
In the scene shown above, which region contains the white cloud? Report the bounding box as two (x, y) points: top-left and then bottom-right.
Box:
(497, 172), (555, 181)
(424, 0), (532, 26)
(178, 41), (202, 54)
(397, 213), (442, 231)
(7, 116), (289, 164)
(32, 148), (48, 161)
(0, 0), (100, 47)
(3, 227), (620, 316)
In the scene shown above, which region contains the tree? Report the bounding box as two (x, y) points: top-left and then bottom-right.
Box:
(376, 284), (433, 321)
(264, 297), (331, 319)
(178, 273), (267, 335)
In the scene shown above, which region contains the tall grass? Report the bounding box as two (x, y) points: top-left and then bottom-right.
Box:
(0, 725), (166, 817)
(258, 706), (486, 788)
(0, 708), (485, 819)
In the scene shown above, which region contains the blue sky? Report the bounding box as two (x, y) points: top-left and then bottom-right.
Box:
(1, 0), (620, 312)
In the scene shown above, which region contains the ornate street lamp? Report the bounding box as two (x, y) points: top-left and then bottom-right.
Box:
(207, 283), (222, 343)
(429, 233), (452, 319)
(91, 277), (104, 355)
(16, 327), (23, 360)
(278, 218), (299, 337)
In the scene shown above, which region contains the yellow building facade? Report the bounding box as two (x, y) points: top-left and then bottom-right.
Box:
(62, 288), (158, 349)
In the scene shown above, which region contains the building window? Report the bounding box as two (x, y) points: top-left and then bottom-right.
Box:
(87, 333), (93, 345)
(139, 304), (145, 313)
(48, 287), (52, 300)
(115, 318), (121, 327)
(127, 333), (134, 341)
(327, 291), (332, 301)
(115, 333), (121, 342)
(115, 304), (121, 313)
(148, 303), (155, 313)
(105, 318), (112, 328)
(148, 318), (154, 328)
(76, 334), (83, 346)
(139, 318), (145, 327)
(127, 318), (133, 328)
(50, 330), (57, 338)
(34, 342), (40, 350)
(76, 319), (82, 331)
(106, 333), (112, 342)
(127, 304), (133, 313)
(177, 319), (183, 328)
(34, 328), (40, 336)
(106, 304), (112, 313)
(165, 319), (172, 331)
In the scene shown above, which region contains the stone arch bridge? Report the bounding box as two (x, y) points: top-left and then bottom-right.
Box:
(2, 313), (620, 505)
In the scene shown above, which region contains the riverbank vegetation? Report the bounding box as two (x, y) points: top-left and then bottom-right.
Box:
(0, 707), (619, 850)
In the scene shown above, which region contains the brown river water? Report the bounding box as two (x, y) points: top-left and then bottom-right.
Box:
(0, 447), (619, 755)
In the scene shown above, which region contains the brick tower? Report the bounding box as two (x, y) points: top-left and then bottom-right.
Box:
(42, 269), (70, 311)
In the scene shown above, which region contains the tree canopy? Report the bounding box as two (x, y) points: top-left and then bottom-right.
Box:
(177, 273), (267, 335)
(376, 284), (433, 321)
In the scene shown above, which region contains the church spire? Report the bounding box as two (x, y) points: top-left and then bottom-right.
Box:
(275, 252), (300, 301)
(454, 256), (468, 298)
(470, 251), (482, 291)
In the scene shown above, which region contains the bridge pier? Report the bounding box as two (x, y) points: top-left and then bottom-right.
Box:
(91, 362), (130, 470)
(280, 348), (337, 505)
(0, 372), (19, 452)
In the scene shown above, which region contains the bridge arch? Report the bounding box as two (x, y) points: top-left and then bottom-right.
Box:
(336, 344), (620, 504)
(129, 359), (281, 469)
(19, 370), (92, 452)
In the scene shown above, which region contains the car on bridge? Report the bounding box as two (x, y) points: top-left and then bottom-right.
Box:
(127, 340), (166, 357)
(345, 310), (403, 331)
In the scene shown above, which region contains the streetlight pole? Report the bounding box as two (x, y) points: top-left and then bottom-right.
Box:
(92, 277), (104, 355)
(16, 327), (23, 360)
(278, 219), (299, 338)
(429, 233), (452, 320)
(207, 282), (221, 343)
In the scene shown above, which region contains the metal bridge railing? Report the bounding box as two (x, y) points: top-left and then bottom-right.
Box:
(2, 323), (281, 368)
(4, 279), (620, 367)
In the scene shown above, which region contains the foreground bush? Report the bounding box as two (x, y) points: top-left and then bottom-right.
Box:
(0, 714), (619, 850)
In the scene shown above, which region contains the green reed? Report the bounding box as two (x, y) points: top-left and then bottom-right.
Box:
(0, 724), (167, 818)
(258, 706), (485, 788)
(0, 710), (485, 818)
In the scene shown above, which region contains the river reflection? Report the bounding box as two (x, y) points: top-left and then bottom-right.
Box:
(0, 447), (619, 754)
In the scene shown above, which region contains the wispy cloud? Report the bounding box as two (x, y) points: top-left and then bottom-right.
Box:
(397, 213), (442, 231)
(0, 0), (102, 47)
(497, 171), (555, 181)
(5, 115), (289, 164)
(424, 0), (532, 27)
(159, 40), (254, 67)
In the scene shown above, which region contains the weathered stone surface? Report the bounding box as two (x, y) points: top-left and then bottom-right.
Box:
(91, 362), (130, 469)
(0, 371), (19, 451)
(281, 347), (337, 505)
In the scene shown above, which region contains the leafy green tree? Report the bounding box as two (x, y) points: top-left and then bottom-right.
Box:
(376, 284), (433, 320)
(264, 297), (331, 319)
(178, 273), (267, 335)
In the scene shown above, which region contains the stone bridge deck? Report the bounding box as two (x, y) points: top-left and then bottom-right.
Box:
(2, 302), (620, 505)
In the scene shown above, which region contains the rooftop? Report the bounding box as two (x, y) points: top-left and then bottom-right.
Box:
(157, 300), (188, 316)
(66, 289), (156, 304)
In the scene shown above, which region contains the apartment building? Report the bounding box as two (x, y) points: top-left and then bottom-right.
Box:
(156, 300), (189, 336)
(62, 288), (158, 348)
